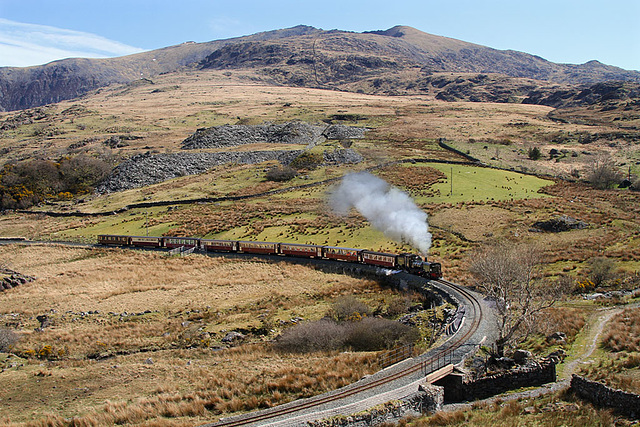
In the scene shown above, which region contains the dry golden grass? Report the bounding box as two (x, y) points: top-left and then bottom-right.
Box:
(0, 244), (392, 425)
(601, 308), (640, 353)
(1, 67), (640, 426)
(0, 346), (377, 426)
(577, 308), (640, 395)
(1, 67), (621, 173)
(409, 391), (622, 426)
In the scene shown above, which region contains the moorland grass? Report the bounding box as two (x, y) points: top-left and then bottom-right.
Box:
(0, 244), (399, 424)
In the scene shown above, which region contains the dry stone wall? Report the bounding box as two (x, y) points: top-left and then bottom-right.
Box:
(571, 375), (640, 418)
(436, 359), (557, 402)
(308, 383), (444, 427)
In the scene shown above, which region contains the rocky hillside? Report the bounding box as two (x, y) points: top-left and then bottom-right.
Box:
(2, 25), (639, 112)
(181, 122), (366, 150)
(0, 26), (321, 112)
(96, 150), (303, 193)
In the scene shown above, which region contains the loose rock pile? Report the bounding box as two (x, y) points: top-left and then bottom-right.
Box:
(323, 148), (364, 165)
(181, 122), (367, 150)
(97, 122), (368, 193)
(97, 150), (302, 193)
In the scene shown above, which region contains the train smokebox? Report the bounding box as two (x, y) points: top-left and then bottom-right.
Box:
(329, 172), (432, 253)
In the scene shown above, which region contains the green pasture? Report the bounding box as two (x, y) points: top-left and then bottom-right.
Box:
(416, 164), (552, 204)
(44, 162), (554, 251)
(211, 213), (411, 253)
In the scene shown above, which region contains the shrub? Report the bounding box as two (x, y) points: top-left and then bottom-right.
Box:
(528, 147), (541, 160)
(588, 256), (616, 287)
(274, 316), (419, 353)
(59, 154), (111, 193)
(345, 317), (418, 351)
(0, 328), (20, 352)
(274, 319), (345, 353)
(0, 154), (111, 209)
(265, 165), (297, 182)
(386, 295), (412, 318)
(289, 151), (323, 170)
(585, 154), (622, 189)
(329, 296), (372, 322)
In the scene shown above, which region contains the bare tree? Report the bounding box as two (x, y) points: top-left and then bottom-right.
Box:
(468, 241), (564, 356)
(586, 154), (622, 190)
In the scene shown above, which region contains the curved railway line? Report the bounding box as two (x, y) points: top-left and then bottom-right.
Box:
(0, 238), (494, 426)
(205, 278), (492, 427)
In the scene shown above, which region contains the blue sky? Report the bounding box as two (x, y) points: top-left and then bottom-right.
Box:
(0, 0), (639, 70)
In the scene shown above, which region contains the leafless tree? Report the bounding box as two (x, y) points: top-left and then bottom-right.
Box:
(468, 241), (565, 356)
(586, 154), (622, 190)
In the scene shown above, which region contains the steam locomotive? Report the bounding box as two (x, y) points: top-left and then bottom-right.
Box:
(97, 234), (443, 279)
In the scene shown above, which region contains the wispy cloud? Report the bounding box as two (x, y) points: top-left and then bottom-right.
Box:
(0, 18), (144, 67)
(207, 16), (251, 39)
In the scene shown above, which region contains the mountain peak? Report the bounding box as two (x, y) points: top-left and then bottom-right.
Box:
(1, 24), (639, 112)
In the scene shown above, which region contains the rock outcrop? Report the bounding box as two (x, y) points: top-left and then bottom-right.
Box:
(531, 215), (588, 232)
(1, 268), (35, 291)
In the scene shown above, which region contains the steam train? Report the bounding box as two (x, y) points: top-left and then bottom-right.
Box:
(97, 234), (443, 279)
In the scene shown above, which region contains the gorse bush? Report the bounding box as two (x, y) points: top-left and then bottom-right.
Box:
(329, 295), (372, 322)
(289, 151), (323, 170)
(0, 154), (111, 209)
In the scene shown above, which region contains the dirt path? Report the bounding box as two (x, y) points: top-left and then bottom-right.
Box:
(559, 306), (623, 379)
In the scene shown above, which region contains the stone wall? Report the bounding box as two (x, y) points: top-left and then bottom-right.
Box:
(308, 383), (443, 427)
(437, 360), (557, 402)
(571, 374), (640, 418)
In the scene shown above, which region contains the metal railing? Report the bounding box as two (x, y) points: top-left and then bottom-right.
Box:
(420, 347), (454, 377)
(167, 246), (196, 257)
(378, 343), (414, 368)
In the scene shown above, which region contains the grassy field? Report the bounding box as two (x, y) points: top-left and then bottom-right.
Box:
(1, 71), (640, 425)
(0, 244), (408, 425)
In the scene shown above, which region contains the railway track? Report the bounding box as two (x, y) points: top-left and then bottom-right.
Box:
(205, 278), (490, 427)
(0, 239), (493, 425)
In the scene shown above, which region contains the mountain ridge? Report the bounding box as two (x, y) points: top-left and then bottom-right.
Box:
(1, 25), (639, 112)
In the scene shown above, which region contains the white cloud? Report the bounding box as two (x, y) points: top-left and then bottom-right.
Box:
(0, 18), (145, 67)
(207, 16), (250, 39)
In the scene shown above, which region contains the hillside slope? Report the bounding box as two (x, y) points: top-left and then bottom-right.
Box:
(1, 25), (639, 112)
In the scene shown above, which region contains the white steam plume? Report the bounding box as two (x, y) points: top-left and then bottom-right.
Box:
(329, 172), (432, 254)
